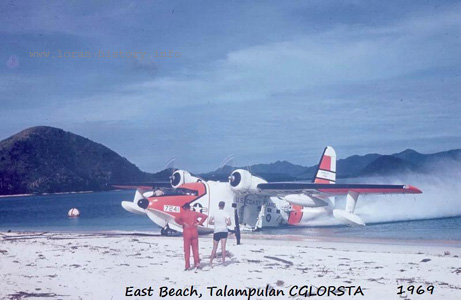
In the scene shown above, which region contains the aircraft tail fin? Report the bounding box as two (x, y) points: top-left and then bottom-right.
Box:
(313, 146), (336, 184)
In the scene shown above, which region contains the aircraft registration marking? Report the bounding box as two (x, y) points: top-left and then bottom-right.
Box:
(164, 205), (180, 213)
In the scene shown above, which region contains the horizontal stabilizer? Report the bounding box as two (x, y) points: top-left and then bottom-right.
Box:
(333, 209), (365, 226)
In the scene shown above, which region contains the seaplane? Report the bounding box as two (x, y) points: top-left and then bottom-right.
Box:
(120, 147), (422, 236)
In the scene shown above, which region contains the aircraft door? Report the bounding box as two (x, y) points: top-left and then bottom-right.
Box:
(235, 195), (264, 229)
(256, 197), (286, 228)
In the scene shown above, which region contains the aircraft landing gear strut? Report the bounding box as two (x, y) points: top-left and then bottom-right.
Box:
(160, 225), (176, 236)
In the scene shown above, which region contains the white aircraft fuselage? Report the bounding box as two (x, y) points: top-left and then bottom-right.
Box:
(121, 147), (422, 235)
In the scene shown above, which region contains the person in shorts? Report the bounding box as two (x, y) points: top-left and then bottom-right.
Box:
(209, 201), (231, 266)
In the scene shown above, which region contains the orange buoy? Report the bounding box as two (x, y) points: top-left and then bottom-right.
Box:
(68, 208), (80, 217)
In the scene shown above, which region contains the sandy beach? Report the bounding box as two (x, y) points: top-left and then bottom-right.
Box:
(1, 232), (460, 300)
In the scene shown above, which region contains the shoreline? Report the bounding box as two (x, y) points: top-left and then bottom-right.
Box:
(1, 231), (460, 299)
(2, 230), (461, 248)
(0, 193), (35, 198)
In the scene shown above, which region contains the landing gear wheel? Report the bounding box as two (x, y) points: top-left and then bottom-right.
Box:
(161, 225), (176, 236)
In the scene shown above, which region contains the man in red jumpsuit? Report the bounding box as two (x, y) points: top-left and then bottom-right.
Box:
(174, 203), (207, 270)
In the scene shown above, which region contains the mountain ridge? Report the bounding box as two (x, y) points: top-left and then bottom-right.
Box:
(0, 126), (155, 194)
(199, 148), (461, 182)
(1, 126), (460, 194)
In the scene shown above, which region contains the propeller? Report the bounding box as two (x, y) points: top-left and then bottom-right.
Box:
(170, 172), (182, 186)
(229, 171), (241, 187)
(163, 157), (176, 171)
(219, 154), (235, 170)
(163, 157), (179, 186)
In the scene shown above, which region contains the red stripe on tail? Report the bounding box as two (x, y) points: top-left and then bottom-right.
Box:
(314, 178), (331, 184)
(319, 155), (332, 171)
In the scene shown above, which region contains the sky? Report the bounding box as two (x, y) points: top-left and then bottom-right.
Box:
(1, 0), (461, 172)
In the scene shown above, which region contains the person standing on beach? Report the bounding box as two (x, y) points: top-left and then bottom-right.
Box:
(209, 201), (232, 266)
(174, 203), (207, 270)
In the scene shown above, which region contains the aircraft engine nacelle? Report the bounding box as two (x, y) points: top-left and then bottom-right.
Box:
(228, 169), (267, 194)
(170, 170), (201, 188)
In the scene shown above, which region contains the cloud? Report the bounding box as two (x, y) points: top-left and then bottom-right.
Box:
(123, 5), (461, 108)
(1, 1), (461, 171)
(0, 1), (135, 38)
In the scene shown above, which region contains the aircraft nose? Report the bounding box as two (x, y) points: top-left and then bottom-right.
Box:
(137, 199), (149, 209)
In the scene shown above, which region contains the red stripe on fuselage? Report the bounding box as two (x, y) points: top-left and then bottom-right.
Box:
(147, 182), (207, 219)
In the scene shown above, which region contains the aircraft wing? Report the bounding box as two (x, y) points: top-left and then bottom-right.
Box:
(257, 183), (422, 196)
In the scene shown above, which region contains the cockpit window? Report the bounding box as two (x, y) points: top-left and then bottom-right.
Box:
(149, 187), (199, 197)
(175, 188), (198, 196)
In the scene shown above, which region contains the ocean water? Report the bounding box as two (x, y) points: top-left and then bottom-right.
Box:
(0, 190), (460, 241)
(0, 190), (157, 232)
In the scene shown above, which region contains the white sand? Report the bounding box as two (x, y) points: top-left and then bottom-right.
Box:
(1, 232), (460, 300)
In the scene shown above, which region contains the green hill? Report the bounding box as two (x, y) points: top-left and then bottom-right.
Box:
(0, 126), (152, 195)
